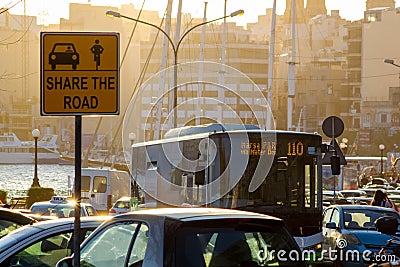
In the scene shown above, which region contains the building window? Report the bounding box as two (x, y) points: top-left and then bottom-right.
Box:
(364, 113), (371, 124)
(380, 113), (388, 123)
(392, 113), (400, 126)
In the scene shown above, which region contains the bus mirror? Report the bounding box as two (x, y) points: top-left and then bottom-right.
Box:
(330, 155), (341, 175)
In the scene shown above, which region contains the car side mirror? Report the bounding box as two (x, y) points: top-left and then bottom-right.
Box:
(326, 222), (337, 229)
(55, 257), (73, 267)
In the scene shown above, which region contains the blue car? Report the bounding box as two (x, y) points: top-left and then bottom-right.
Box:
(322, 204), (400, 266)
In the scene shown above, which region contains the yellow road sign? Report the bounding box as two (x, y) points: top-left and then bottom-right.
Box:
(40, 32), (119, 115)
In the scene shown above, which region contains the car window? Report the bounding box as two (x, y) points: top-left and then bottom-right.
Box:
(81, 176), (91, 192)
(84, 205), (98, 216)
(115, 200), (130, 209)
(175, 223), (304, 267)
(128, 223), (149, 266)
(322, 208), (333, 226)
(331, 209), (340, 225)
(93, 176), (107, 193)
(30, 205), (52, 215)
(0, 220), (23, 238)
(4, 229), (91, 267)
(80, 222), (146, 267)
(343, 209), (399, 230)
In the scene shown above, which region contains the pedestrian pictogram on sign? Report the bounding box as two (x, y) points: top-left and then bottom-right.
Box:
(40, 32), (120, 115)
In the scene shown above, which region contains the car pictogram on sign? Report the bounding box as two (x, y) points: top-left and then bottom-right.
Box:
(49, 43), (79, 70)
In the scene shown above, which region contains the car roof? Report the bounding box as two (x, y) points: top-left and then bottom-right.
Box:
(116, 197), (131, 202)
(0, 208), (36, 225)
(114, 207), (282, 222)
(327, 204), (398, 213)
(340, 189), (366, 192)
(31, 201), (92, 207)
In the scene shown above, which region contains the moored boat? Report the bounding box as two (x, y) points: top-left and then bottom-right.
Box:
(0, 132), (60, 164)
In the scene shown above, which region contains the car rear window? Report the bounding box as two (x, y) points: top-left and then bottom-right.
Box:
(172, 219), (306, 267)
(31, 204), (74, 218)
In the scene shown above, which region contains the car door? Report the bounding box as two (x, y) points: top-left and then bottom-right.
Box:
(3, 228), (95, 267)
(78, 221), (149, 267)
(322, 207), (333, 252)
(325, 208), (341, 250)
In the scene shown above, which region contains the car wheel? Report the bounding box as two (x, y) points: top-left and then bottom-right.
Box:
(51, 64), (56, 70)
(72, 64), (77, 70)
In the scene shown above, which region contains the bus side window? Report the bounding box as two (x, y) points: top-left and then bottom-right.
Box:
(195, 169), (205, 185)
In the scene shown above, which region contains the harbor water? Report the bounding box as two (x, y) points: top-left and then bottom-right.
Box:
(0, 164), (75, 199)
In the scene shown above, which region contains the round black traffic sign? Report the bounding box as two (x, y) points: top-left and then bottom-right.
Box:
(322, 116), (344, 138)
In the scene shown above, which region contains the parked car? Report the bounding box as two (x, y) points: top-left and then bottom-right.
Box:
(109, 196), (131, 216)
(323, 190), (350, 205)
(387, 189), (400, 196)
(0, 208), (36, 238)
(56, 208), (307, 267)
(346, 196), (372, 205)
(0, 216), (108, 266)
(322, 204), (400, 266)
(360, 187), (382, 197)
(30, 196), (98, 218)
(339, 190), (367, 198)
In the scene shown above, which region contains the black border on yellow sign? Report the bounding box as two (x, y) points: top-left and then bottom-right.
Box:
(40, 32), (120, 116)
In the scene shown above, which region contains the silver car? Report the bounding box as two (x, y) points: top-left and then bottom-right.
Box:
(57, 208), (307, 267)
(0, 216), (108, 266)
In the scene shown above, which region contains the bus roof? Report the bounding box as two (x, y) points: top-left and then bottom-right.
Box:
(132, 126), (321, 148)
(163, 123), (260, 139)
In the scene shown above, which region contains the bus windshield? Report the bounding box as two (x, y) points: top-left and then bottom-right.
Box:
(211, 132), (319, 210)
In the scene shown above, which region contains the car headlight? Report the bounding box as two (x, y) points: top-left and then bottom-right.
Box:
(72, 54), (77, 60)
(51, 54), (56, 60)
(340, 233), (361, 246)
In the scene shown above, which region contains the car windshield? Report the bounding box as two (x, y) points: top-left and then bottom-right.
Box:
(53, 44), (75, 53)
(343, 208), (399, 230)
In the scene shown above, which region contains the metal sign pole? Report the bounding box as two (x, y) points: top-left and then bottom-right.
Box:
(73, 115), (82, 267)
(332, 118), (336, 204)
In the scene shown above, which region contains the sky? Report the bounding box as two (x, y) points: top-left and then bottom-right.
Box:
(6, 0), (400, 26)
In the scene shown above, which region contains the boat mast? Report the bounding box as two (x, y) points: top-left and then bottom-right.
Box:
(266, 0), (276, 130)
(217, 0), (227, 123)
(197, 2), (208, 126)
(154, 0), (173, 140)
(287, 0), (296, 131)
(173, 0), (183, 126)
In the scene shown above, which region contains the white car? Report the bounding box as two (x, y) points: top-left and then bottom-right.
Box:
(30, 196), (98, 218)
(109, 196), (131, 216)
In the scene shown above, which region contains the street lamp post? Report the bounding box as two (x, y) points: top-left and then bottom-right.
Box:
(31, 129), (41, 187)
(384, 59), (400, 68)
(379, 144), (385, 176)
(384, 59), (400, 88)
(106, 9), (244, 128)
(128, 132), (137, 198)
